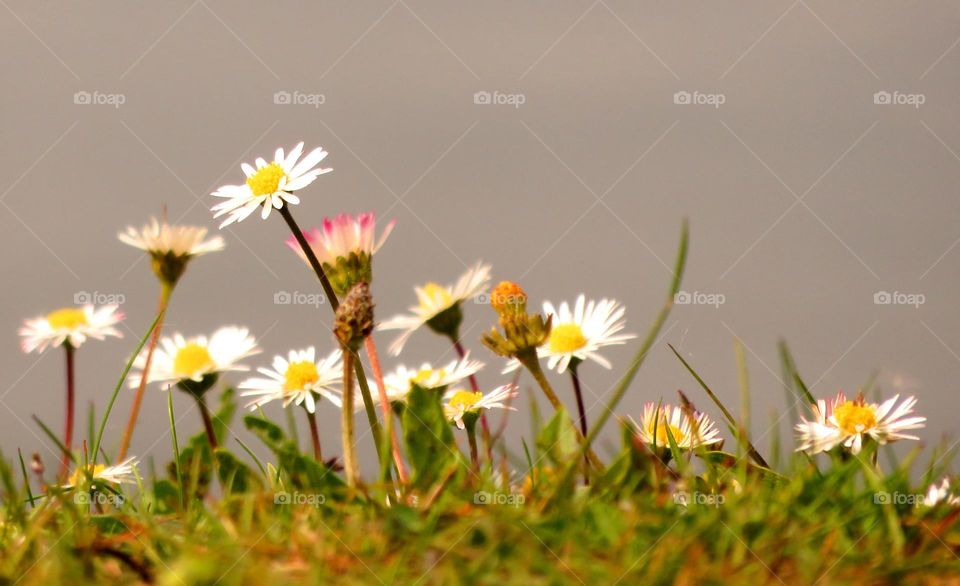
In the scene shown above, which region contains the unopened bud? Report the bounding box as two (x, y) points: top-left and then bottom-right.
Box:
(490, 281), (527, 316)
(335, 282), (375, 350)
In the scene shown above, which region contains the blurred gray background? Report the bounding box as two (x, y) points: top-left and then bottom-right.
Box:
(2, 1), (959, 473)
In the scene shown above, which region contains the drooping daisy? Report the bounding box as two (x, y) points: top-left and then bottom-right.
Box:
(630, 403), (722, 450)
(240, 347), (343, 414)
(380, 262), (492, 355)
(503, 295), (635, 374)
(19, 305), (124, 353)
(286, 212), (395, 295)
(63, 458), (139, 489)
(923, 478), (959, 507)
(211, 142), (332, 228)
(130, 326), (259, 390)
(443, 384), (518, 430)
(795, 392), (926, 456)
(119, 218), (225, 259)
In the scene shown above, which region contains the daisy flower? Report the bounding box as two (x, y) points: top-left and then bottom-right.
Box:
(63, 458), (139, 489)
(923, 478), (959, 507)
(240, 347), (343, 414)
(795, 392), (926, 455)
(286, 212), (395, 295)
(443, 384), (518, 430)
(211, 142), (332, 228)
(503, 295), (635, 374)
(339, 354), (485, 411)
(19, 305), (124, 353)
(118, 218), (225, 259)
(630, 403), (722, 450)
(379, 262), (492, 355)
(130, 326), (259, 390)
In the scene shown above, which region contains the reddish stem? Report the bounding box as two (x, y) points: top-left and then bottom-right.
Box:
(364, 336), (408, 484)
(307, 409), (322, 461)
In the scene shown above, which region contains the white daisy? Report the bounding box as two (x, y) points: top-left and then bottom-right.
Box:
(379, 262), (492, 355)
(287, 212), (395, 266)
(19, 305), (124, 353)
(443, 384), (518, 430)
(211, 142), (332, 228)
(118, 218), (225, 258)
(338, 353), (485, 411)
(795, 392), (926, 455)
(239, 347), (343, 414)
(923, 477), (959, 507)
(130, 326), (259, 389)
(630, 403), (722, 450)
(503, 295), (635, 374)
(63, 457), (139, 489)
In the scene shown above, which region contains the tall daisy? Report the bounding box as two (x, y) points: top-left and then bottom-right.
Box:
(116, 217), (225, 461)
(240, 347), (343, 461)
(211, 142), (332, 228)
(19, 304), (124, 476)
(286, 212), (395, 296)
(795, 391), (925, 455)
(379, 262), (492, 356)
(131, 326), (259, 449)
(630, 403), (722, 451)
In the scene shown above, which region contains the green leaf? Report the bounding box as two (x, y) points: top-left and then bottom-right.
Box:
(215, 449), (263, 493)
(402, 385), (461, 488)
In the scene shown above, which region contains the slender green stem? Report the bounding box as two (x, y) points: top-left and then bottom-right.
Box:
(568, 363), (590, 485)
(306, 407), (322, 461)
(341, 351), (359, 487)
(60, 344), (76, 478)
(167, 391), (183, 511)
(465, 418), (480, 472)
(118, 281), (172, 461)
(196, 396), (219, 451)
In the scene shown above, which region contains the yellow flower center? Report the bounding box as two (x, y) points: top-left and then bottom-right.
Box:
(245, 162), (286, 196)
(419, 282), (453, 311)
(172, 343), (215, 377)
(654, 422), (686, 445)
(69, 464), (105, 486)
(284, 360), (319, 392)
(46, 308), (88, 330)
(834, 402), (877, 434)
(548, 324), (588, 353)
(448, 390), (482, 411)
(410, 368), (445, 387)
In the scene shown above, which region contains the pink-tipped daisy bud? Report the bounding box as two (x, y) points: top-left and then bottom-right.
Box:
(490, 281), (527, 316)
(335, 282), (375, 351)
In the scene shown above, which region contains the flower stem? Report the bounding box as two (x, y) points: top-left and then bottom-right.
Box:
(117, 281), (172, 461)
(568, 362), (590, 485)
(341, 351), (360, 487)
(60, 344), (76, 478)
(450, 336), (492, 460)
(364, 336), (408, 484)
(196, 396), (218, 451)
(306, 408), (322, 461)
(278, 205), (385, 465)
(465, 418), (480, 472)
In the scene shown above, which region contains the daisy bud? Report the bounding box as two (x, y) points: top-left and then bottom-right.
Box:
(335, 282), (375, 351)
(30, 453), (44, 476)
(490, 281), (527, 318)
